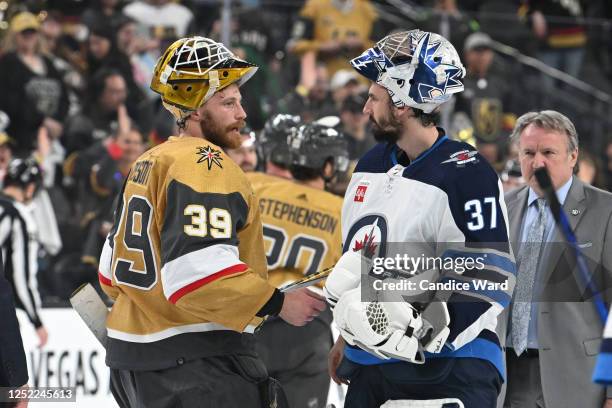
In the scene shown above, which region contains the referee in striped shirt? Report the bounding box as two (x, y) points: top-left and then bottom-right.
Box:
(0, 158), (47, 347)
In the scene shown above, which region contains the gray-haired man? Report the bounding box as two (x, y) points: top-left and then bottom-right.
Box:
(503, 110), (612, 408)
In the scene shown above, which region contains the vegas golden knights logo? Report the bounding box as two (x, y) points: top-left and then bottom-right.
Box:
(472, 98), (502, 143)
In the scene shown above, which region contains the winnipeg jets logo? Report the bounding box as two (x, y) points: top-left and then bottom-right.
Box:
(352, 220), (379, 258)
(441, 150), (478, 166)
(196, 146), (223, 170)
(418, 33), (465, 103)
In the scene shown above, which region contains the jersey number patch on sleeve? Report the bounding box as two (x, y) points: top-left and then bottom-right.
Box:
(464, 197), (498, 231)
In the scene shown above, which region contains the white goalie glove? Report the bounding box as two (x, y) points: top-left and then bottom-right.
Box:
(323, 250), (366, 309)
(331, 289), (451, 363)
(333, 287), (426, 363)
(325, 250), (451, 363)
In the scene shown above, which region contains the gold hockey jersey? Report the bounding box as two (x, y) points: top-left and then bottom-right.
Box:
(247, 172), (343, 288)
(99, 136), (274, 344)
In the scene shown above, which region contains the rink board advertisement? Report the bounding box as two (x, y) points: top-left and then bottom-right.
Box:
(17, 308), (118, 407)
(17, 308), (345, 407)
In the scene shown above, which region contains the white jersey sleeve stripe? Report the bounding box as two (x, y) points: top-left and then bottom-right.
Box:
(161, 243), (246, 302)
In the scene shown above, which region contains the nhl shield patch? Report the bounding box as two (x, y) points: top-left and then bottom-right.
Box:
(441, 150), (479, 166)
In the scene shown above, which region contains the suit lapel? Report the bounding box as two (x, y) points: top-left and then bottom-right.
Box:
(540, 178), (587, 286)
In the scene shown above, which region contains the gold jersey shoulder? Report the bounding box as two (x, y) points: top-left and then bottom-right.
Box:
(129, 136), (252, 197)
(251, 175), (343, 288)
(245, 171), (288, 191)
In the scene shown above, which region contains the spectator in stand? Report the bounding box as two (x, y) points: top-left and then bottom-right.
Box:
(81, 127), (144, 268)
(86, 21), (152, 133)
(526, 0), (587, 88)
(339, 93), (373, 161)
(288, 0), (379, 79)
(40, 13), (86, 115)
(81, 0), (125, 30)
(0, 12), (69, 158)
(63, 68), (129, 155)
(123, 0), (194, 41)
(419, 0), (475, 52)
(115, 16), (158, 99)
(330, 69), (361, 111)
(277, 63), (337, 122)
(452, 32), (517, 171)
(0, 113), (15, 185)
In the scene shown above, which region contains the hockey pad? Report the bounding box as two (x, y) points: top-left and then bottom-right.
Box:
(380, 398), (464, 408)
(417, 301), (450, 353)
(333, 287), (425, 364)
(323, 250), (367, 308)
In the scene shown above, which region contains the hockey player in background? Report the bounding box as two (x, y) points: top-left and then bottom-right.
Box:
(98, 36), (325, 408)
(0, 158), (48, 348)
(324, 30), (515, 407)
(248, 123), (348, 408)
(225, 125), (258, 173)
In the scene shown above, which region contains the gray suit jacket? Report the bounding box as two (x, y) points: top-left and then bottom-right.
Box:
(502, 178), (612, 408)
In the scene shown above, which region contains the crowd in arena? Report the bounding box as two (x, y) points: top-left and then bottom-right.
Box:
(0, 0), (610, 308)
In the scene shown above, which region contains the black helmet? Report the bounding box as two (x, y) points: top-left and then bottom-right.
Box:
(288, 123), (349, 178)
(4, 158), (42, 191)
(259, 114), (301, 167)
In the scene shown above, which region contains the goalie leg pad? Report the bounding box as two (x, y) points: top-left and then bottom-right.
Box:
(380, 398), (465, 408)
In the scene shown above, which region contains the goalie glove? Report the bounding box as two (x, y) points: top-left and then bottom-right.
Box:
(323, 250), (368, 309)
(418, 301), (450, 354)
(333, 287), (426, 364)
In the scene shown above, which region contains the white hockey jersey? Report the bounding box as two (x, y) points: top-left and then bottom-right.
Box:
(340, 132), (515, 379)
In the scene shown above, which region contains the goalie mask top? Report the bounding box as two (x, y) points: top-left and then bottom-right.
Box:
(350, 30), (465, 113)
(150, 36), (257, 121)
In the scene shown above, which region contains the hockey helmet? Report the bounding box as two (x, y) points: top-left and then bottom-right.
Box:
(259, 114), (302, 167)
(288, 123), (349, 176)
(351, 30), (465, 113)
(150, 36), (258, 122)
(4, 158), (42, 191)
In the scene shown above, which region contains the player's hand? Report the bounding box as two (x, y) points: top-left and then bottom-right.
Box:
(279, 287), (326, 326)
(36, 326), (48, 348)
(603, 398), (612, 408)
(328, 336), (348, 385)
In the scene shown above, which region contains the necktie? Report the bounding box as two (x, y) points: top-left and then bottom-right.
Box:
(512, 198), (548, 356)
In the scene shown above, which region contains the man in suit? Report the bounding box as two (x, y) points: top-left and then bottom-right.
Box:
(0, 251), (29, 408)
(504, 110), (612, 408)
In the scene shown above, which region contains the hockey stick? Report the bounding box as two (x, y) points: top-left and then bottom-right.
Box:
(70, 283), (109, 347)
(280, 267), (333, 292)
(534, 168), (608, 323)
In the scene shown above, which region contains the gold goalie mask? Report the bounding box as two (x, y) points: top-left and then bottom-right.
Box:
(150, 36), (258, 123)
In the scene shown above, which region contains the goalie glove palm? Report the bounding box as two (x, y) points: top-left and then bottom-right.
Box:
(334, 287), (425, 364)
